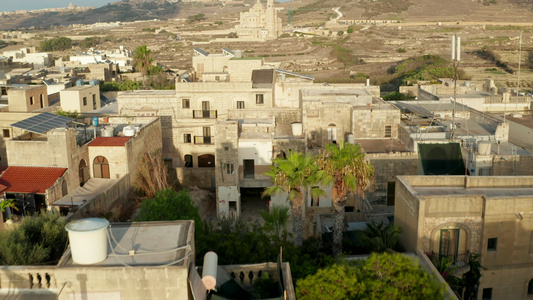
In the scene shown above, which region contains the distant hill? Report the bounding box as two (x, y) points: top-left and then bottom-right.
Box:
(286, 0), (533, 24)
(0, 1), (180, 30)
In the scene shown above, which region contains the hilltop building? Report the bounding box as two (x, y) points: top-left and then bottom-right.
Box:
(235, 0), (282, 39)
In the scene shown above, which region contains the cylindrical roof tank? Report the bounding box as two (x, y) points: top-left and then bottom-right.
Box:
(66, 218), (110, 265)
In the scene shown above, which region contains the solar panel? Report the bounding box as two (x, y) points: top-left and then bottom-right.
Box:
(11, 112), (73, 134)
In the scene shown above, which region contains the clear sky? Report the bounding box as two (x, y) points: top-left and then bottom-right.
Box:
(0, 0), (113, 12)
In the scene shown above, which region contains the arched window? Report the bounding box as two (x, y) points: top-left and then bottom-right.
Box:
(528, 279), (533, 295)
(184, 155), (193, 168)
(198, 154), (215, 168)
(93, 156), (110, 178)
(327, 124), (337, 143)
(79, 159), (89, 186)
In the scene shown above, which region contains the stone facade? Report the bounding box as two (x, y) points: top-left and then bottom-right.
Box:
(7, 85), (49, 112)
(60, 85), (101, 113)
(395, 175), (533, 300)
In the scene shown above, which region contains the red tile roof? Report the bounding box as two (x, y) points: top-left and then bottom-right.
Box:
(89, 137), (131, 147)
(0, 166), (67, 194)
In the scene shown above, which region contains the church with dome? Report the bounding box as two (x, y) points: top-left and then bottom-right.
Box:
(235, 0), (283, 40)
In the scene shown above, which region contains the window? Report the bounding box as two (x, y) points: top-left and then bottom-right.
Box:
(385, 125), (392, 137)
(184, 155), (193, 168)
(256, 94), (264, 104)
(215, 76), (220, 81)
(30, 96), (34, 105)
(528, 279), (533, 295)
(237, 101), (245, 109)
(440, 229), (460, 261)
(482, 288), (492, 300)
(183, 134), (192, 143)
(327, 124), (337, 143)
(243, 159), (254, 178)
(40, 94), (44, 108)
(93, 156), (110, 179)
(92, 94), (96, 109)
(487, 238), (498, 251)
(182, 99), (190, 108)
(229, 201), (237, 211)
(2, 129), (10, 138)
(83, 97), (87, 106)
(225, 163), (234, 175)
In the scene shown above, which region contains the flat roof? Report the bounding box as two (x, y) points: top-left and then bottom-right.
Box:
(413, 186), (533, 198)
(119, 90), (176, 96)
(355, 138), (411, 153)
(59, 220), (194, 267)
(63, 85), (97, 91)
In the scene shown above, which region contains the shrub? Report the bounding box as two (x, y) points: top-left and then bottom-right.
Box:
(0, 212), (68, 265)
(40, 37), (72, 51)
(135, 189), (204, 235)
(397, 48), (407, 53)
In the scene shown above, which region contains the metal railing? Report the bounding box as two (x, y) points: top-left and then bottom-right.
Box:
(193, 110), (217, 119)
(194, 136), (214, 145)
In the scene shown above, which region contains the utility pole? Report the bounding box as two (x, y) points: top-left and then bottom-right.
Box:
(451, 35), (461, 140)
(516, 31), (523, 114)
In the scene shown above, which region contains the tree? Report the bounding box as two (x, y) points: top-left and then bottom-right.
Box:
(79, 36), (100, 49)
(362, 220), (402, 252)
(135, 150), (169, 198)
(134, 189), (203, 235)
(0, 211), (67, 265)
(260, 205), (289, 241)
(317, 142), (374, 256)
(133, 45), (154, 81)
(297, 253), (444, 299)
(263, 151), (323, 247)
(40, 37), (72, 51)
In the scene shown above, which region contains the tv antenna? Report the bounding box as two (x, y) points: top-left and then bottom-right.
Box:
(451, 35), (460, 140)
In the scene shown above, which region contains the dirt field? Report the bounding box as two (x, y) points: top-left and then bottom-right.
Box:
(3, 0), (533, 92)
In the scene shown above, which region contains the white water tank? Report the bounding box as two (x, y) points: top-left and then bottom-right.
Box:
(101, 127), (114, 137)
(66, 218), (109, 265)
(477, 141), (492, 156)
(123, 126), (135, 137)
(291, 122), (303, 136)
(234, 50), (243, 58)
(202, 252), (218, 290)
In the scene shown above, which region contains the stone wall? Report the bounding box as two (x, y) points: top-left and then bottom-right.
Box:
(0, 265), (189, 300)
(67, 174), (131, 221)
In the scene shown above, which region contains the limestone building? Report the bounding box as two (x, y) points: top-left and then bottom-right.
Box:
(60, 85), (101, 113)
(395, 175), (533, 300)
(235, 0), (282, 39)
(117, 48), (400, 221)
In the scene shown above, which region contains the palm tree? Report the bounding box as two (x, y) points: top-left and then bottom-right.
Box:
(263, 151), (322, 247)
(317, 142), (374, 256)
(133, 45), (154, 82)
(260, 205), (289, 242)
(362, 221), (402, 252)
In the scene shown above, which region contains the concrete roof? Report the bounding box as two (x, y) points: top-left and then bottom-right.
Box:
(355, 138), (411, 153)
(413, 186), (533, 198)
(59, 220), (194, 267)
(63, 85), (97, 91)
(119, 90), (176, 96)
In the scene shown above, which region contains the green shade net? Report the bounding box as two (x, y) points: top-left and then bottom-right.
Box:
(418, 143), (466, 175)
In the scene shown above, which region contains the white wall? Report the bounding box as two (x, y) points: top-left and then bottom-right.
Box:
(217, 186), (240, 217)
(238, 140), (272, 165)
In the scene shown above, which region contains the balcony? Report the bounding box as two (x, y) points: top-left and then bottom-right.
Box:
(194, 136), (214, 145)
(193, 110), (217, 119)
